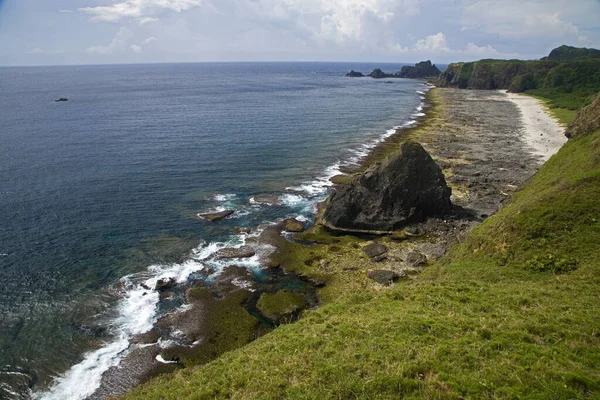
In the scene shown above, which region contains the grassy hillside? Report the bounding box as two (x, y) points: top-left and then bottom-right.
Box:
(123, 119), (600, 397)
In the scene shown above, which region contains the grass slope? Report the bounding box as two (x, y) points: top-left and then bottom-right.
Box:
(123, 127), (600, 398)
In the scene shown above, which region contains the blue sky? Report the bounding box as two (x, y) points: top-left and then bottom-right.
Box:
(0, 0), (599, 66)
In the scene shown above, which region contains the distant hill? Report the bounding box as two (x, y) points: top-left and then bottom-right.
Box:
(543, 45), (600, 60)
(435, 46), (600, 110)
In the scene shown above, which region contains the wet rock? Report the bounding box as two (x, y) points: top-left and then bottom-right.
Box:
(282, 218), (306, 232)
(233, 226), (252, 235)
(346, 70), (365, 77)
(130, 328), (161, 345)
(323, 141), (452, 232)
(215, 246), (256, 259)
(198, 210), (234, 221)
(406, 250), (428, 267)
(250, 194), (281, 206)
(362, 243), (389, 259)
(55, 98), (68, 102)
(155, 277), (176, 292)
(368, 270), (405, 285)
(212, 265), (254, 295)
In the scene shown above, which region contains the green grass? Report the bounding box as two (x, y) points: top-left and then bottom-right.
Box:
(122, 124), (600, 399)
(525, 94), (578, 126)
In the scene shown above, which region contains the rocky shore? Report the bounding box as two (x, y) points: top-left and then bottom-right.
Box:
(91, 87), (567, 399)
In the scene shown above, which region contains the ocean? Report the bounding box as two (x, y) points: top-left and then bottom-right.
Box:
(0, 62), (427, 399)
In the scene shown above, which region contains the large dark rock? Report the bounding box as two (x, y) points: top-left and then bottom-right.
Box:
(198, 210), (234, 221)
(323, 141), (452, 232)
(369, 68), (393, 79)
(368, 270), (405, 285)
(215, 246), (256, 259)
(397, 61), (441, 79)
(362, 243), (389, 258)
(346, 70), (365, 77)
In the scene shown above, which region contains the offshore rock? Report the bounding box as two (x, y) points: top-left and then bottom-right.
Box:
(346, 70), (365, 77)
(323, 141), (452, 232)
(215, 246), (256, 259)
(198, 210), (234, 221)
(397, 61), (441, 79)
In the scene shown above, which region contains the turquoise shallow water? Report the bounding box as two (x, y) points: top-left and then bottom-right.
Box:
(0, 62), (426, 398)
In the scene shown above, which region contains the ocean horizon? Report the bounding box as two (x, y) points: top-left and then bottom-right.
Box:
(0, 62), (429, 399)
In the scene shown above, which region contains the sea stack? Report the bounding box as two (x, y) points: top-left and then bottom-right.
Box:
(323, 141), (452, 232)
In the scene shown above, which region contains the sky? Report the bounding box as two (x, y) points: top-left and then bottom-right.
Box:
(0, 0), (599, 66)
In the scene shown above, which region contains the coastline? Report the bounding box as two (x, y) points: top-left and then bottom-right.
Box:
(40, 84), (568, 400)
(119, 86), (587, 399)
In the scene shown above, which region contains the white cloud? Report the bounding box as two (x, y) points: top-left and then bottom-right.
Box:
(143, 37), (157, 44)
(85, 27), (131, 54)
(79, 0), (202, 23)
(139, 17), (160, 25)
(462, 0), (582, 39)
(130, 44), (142, 53)
(414, 32), (449, 52)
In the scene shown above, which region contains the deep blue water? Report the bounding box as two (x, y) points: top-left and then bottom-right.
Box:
(0, 62), (425, 398)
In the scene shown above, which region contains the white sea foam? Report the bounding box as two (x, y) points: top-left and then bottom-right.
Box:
(205, 193), (236, 201)
(416, 90), (426, 95)
(413, 112), (426, 117)
(36, 240), (231, 400)
(279, 193), (305, 207)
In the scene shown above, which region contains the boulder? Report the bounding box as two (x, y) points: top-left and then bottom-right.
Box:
(406, 250), (428, 267)
(346, 70), (365, 77)
(155, 277), (176, 292)
(215, 246), (256, 259)
(323, 141), (452, 232)
(368, 270), (405, 285)
(282, 218), (306, 232)
(250, 194), (281, 206)
(362, 243), (389, 259)
(233, 226), (252, 235)
(198, 210), (234, 221)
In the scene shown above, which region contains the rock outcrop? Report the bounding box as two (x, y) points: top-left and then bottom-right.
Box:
(397, 61), (441, 79)
(565, 94), (600, 138)
(368, 68), (392, 79)
(198, 210), (234, 221)
(346, 70), (365, 77)
(323, 141), (452, 232)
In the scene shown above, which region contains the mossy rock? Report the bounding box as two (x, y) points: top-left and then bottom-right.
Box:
(256, 290), (307, 324)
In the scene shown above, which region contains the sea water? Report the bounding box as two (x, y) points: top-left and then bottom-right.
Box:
(0, 62), (427, 399)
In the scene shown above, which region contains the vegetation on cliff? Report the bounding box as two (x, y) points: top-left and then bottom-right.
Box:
(435, 46), (600, 110)
(543, 45), (600, 60)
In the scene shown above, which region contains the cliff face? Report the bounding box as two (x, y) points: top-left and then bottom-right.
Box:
(435, 46), (600, 101)
(565, 94), (600, 138)
(434, 60), (551, 91)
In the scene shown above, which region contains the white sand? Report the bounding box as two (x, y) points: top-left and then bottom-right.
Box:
(504, 92), (567, 163)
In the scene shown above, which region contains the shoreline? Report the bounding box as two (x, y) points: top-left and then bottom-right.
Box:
(39, 86), (567, 400)
(504, 91), (567, 162)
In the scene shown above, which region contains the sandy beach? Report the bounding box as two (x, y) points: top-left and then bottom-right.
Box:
(504, 92), (567, 162)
